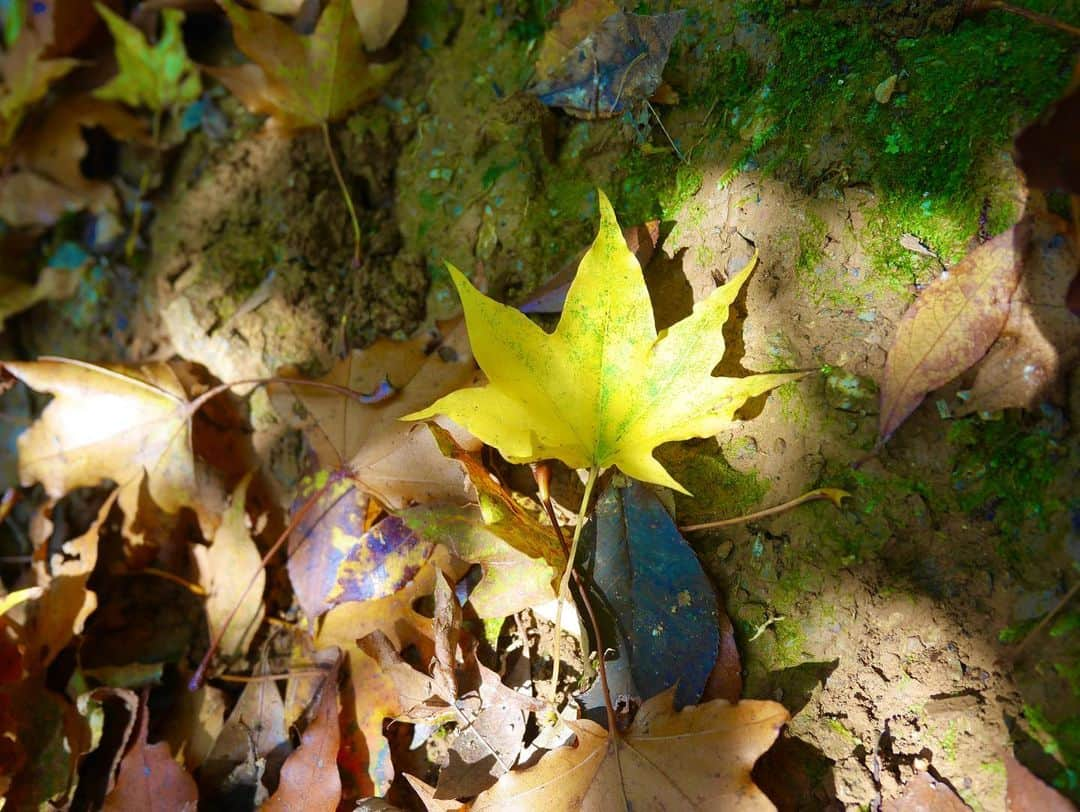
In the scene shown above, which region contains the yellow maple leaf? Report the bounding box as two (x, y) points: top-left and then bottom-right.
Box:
(405, 190), (805, 494)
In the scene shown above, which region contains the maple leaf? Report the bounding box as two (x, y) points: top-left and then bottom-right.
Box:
(406, 191), (806, 494)
(214, 0), (396, 131)
(2, 358), (221, 544)
(0, 28), (78, 148)
(410, 690), (788, 811)
(93, 5), (201, 113)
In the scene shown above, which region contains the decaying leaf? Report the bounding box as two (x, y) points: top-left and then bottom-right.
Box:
(262, 655), (342, 812)
(360, 572), (540, 798)
(528, 11), (684, 118)
(194, 473), (264, 661)
(0, 27), (78, 148)
(882, 771), (968, 811)
(271, 325), (478, 508)
(956, 219), (1080, 415)
(577, 478), (719, 720)
(30, 0), (108, 57)
(200, 657), (289, 807)
(102, 695), (198, 811)
(93, 5), (202, 113)
(878, 221), (1031, 441)
(214, 0), (396, 131)
(317, 553), (461, 796)
(287, 472), (434, 622)
(3, 358), (222, 544)
(533, 0), (618, 84)
(406, 191), (805, 494)
(417, 690), (788, 811)
(1004, 751), (1076, 812)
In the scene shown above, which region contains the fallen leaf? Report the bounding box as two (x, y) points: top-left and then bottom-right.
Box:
(519, 219), (661, 314)
(25, 492), (116, 668)
(0, 169), (88, 226)
(1004, 751), (1076, 811)
(577, 478), (719, 720)
(263, 655), (343, 812)
(458, 690), (788, 810)
(394, 424), (565, 617)
(351, 0), (407, 50)
(406, 190), (804, 494)
(214, 0), (396, 131)
(533, 0), (619, 84)
(359, 573), (538, 798)
(0, 28), (78, 148)
(200, 658), (289, 807)
(956, 219), (1080, 415)
(3, 358), (222, 544)
(1014, 62), (1080, 196)
(30, 0), (108, 56)
(72, 687), (140, 810)
(0, 679), (89, 809)
(287, 472), (434, 622)
(271, 326), (478, 509)
(317, 554), (458, 796)
(194, 472), (264, 662)
(93, 4), (202, 113)
(882, 771), (969, 811)
(702, 609), (743, 704)
(878, 221), (1031, 441)
(0, 265), (81, 328)
(528, 12), (684, 119)
(102, 694), (198, 811)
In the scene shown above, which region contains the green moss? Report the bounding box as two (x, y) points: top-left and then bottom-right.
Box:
(737, 0), (1073, 265)
(941, 720), (960, 761)
(947, 415), (1067, 545)
(1025, 704), (1080, 794)
(657, 440), (770, 525)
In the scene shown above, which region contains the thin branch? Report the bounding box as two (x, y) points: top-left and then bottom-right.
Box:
(679, 487), (850, 532)
(321, 121), (363, 267)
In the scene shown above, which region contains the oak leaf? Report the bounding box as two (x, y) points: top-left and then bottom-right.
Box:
(406, 191), (805, 494)
(214, 0), (395, 131)
(412, 690), (788, 810)
(93, 5), (201, 113)
(878, 222), (1031, 440)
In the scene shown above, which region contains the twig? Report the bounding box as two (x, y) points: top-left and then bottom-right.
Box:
(645, 99), (687, 164)
(679, 487), (850, 532)
(1010, 580), (1080, 661)
(965, 0), (1080, 36)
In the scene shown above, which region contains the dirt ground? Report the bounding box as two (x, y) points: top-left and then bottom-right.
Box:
(11, 0), (1080, 809)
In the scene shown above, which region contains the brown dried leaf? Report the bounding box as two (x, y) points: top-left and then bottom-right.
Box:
(0, 28), (79, 148)
(263, 657), (342, 812)
(533, 0), (619, 83)
(214, 0), (396, 131)
(4, 358), (223, 545)
(351, 0), (407, 50)
(879, 222), (1031, 441)
(271, 325), (479, 508)
(194, 473), (264, 662)
(0, 265), (81, 328)
(882, 771), (969, 811)
(436, 691), (787, 810)
(102, 697), (198, 811)
(1005, 752), (1077, 812)
(957, 220), (1080, 415)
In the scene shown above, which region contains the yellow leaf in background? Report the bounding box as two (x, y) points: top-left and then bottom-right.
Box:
(406, 191), (806, 494)
(93, 5), (201, 113)
(214, 0), (396, 131)
(0, 28), (78, 148)
(351, 0), (408, 51)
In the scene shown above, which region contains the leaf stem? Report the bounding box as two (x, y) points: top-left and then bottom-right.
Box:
(535, 471), (617, 735)
(679, 487), (850, 533)
(321, 121), (363, 267)
(551, 465), (599, 693)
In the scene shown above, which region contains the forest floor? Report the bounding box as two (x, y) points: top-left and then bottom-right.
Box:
(3, 0), (1079, 809)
